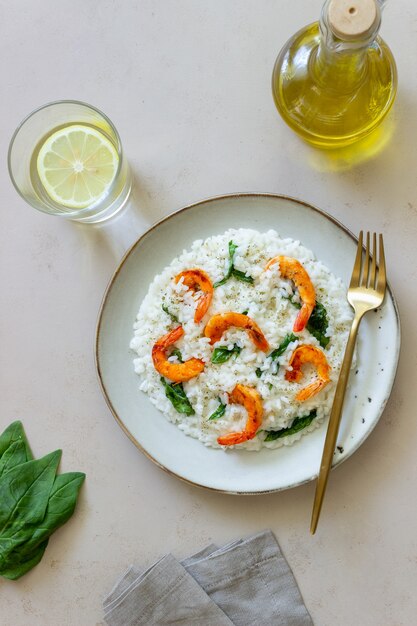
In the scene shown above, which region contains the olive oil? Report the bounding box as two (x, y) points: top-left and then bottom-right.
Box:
(272, 0), (397, 148)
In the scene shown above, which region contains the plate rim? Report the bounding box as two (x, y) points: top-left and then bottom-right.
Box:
(95, 192), (401, 495)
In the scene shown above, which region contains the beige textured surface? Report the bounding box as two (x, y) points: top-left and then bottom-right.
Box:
(1, 1), (416, 624)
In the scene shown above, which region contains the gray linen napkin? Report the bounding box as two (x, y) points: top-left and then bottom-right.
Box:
(103, 530), (313, 626)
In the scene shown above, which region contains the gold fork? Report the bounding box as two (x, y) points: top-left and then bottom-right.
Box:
(310, 232), (387, 534)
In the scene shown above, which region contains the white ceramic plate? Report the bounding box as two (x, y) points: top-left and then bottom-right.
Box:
(96, 194), (400, 494)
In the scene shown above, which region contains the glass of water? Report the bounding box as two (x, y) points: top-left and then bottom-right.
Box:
(8, 100), (132, 223)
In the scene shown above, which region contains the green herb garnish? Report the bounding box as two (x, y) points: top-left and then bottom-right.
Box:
(211, 344), (242, 364)
(241, 309), (249, 315)
(231, 268), (254, 284)
(264, 410), (317, 441)
(162, 304), (179, 323)
(269, 333), (298, 361)
(255, 333), (297, 378)
(170, 348), (183, 362)
(0, 421), (85, 580)
(306, 303), (330, 348)
(288, 300), (330, 349)
(214, 240), (254, 287)
(160, 377), (195, 415)
(208, 400), (226, 421)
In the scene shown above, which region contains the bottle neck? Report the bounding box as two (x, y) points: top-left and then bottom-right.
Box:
(314, 0), (381, 90)
(314, 38), (368, 90)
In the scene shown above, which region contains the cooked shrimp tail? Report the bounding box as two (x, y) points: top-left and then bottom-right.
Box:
(285, 344), (330, 401)
(174, 269), (213, 323)
(295, 379), (327, 402)
(217, 384), (263, 446)
(266, 256), (316, 332)
(152, 326), (205, 382)
(293, 303), (315, 333)
(204, 313), (269, 352)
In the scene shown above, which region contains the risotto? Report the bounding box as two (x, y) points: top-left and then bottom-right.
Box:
(130, 229), (353, 450)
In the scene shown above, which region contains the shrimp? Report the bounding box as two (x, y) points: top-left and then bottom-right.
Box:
(204, 313), (269, 352)
(217, 384), (263, 446)
(152, 325), (205, 382)
(174, 269), (213, 323)
(285, 344), (330, 401)
(265, 256), (316, 332)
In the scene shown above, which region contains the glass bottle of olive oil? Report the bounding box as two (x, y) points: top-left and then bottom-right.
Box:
(272, 0), (397, 148)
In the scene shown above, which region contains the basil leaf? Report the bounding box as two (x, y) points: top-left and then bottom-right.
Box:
(162, 304), (179, 323)
(269, 333), (298, 361)
(0, 422), (32, 461)
(242, 310), (249, 315)
(264, 410), (317, 441)
(211, 344), (242, 364)
(160, 378), (194, 415)
(0, 540), (49, 580)
(208, 401), (226, 421)
(306, 303), (330, 348)
(231, 268), (254, 284)
(0, 440), (31, 479)
(170, 348), (183, 362)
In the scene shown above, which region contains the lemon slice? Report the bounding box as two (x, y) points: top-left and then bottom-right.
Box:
(37, 124), (119, 209)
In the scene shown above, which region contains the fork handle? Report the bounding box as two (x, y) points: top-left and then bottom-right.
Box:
(310, 312), (362, 534)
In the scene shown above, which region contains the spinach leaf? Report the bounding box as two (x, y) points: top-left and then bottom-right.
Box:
(0, 440), (31, 479)
(228, 240), (238, 258)
(160, 378), (194, 415)
(208, 400), (226, 421)
(255, 333), (297, 378)
(264, 410), (317, 441)
(2, 472), (85, 564)
(213, 241), (236, 287)
(211, 344), (242, 364)
(214, 240), (254, 287)
(0, 450), (61, 533)
(0, 540), (49, 580)
(0, 422), (32, 461)
(269, 333), (298, 361)
(287, 300), (330, 349)
(162, 304), (179, 323)
(0, 421), (85, 580)
(170, 348), (183, 362)
(306, 303), (330, 348)
(231, 268), (254, 284)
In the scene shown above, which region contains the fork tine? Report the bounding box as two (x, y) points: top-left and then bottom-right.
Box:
(377, 234), (387, 294)
(349, 231), (363, 288)
(360, 232), (370, 287)
(370, 232), (377, 289)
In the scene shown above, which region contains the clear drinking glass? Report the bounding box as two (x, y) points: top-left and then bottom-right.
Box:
(8, 100), (132, 223)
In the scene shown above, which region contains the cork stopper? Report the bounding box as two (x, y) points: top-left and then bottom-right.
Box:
(328, 0), (379, 40)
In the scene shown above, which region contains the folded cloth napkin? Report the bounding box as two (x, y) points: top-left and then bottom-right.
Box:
(103, 530), (313, 626)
